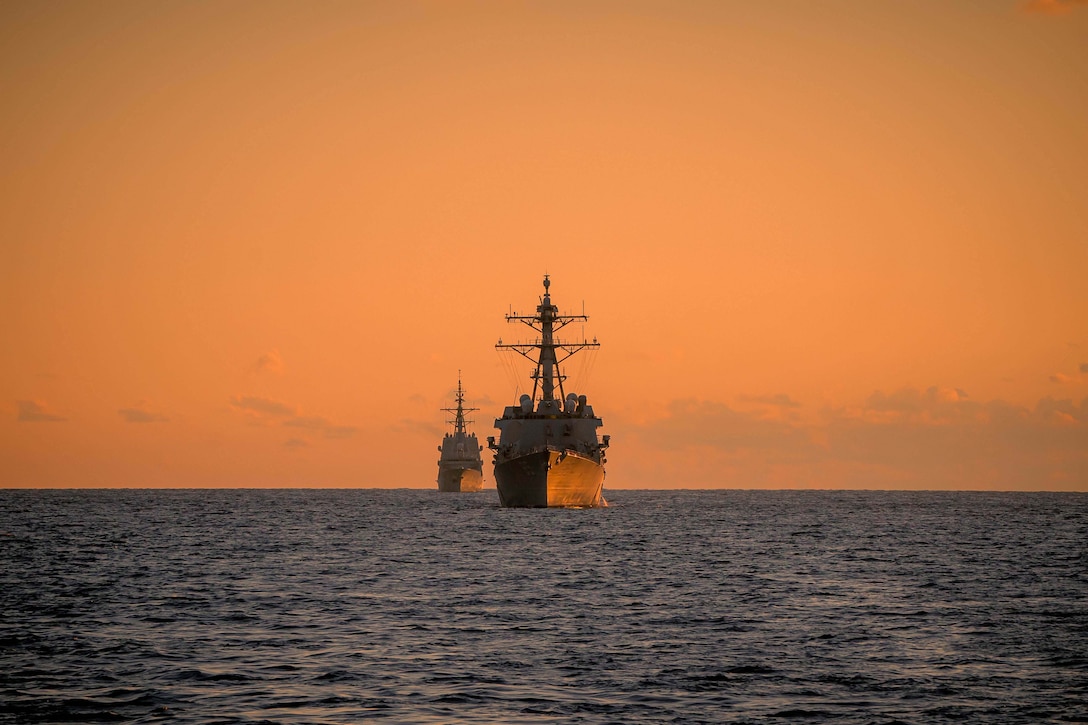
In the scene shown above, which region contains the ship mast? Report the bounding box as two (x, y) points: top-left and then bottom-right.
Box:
(496, 275), (599, 404)
(442, 372), (477, 434)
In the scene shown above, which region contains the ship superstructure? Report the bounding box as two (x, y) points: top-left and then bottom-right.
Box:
(436, 375), (484, 492)
(488, 276), (609, 507)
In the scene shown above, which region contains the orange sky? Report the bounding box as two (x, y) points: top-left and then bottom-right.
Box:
(3, 0), (1086, 490)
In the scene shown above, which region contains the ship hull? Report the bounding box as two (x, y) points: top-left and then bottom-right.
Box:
(437, 465), (483, 493)
(494, 449), (604, 507)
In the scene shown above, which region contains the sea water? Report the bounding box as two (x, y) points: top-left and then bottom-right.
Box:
(1, 489), (1085, 724)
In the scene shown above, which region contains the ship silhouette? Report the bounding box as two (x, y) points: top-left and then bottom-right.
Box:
(436, 375), (483, 492)
(488, 276), (609, 507)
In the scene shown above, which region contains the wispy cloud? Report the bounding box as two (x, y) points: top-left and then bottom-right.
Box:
(16, 400), (66, 422)
(393, 417), (445, 438)
(1050, 364), (1086, 384)
(319, 425), (357, 439)
(639, 399), (813, 454)
(229, 395), (297, 419)
(619, 386), (1088, 489)
(118, 405), (169, 423)
(284, 415), (358, 439)
(284, 415), (330, 430)
(737, 393), (801, 408)
(252, 349), (284, 375)
(469, 394), (501, 408)
(229, 395), (356, 440)
(1022, 0), (1088, 14)
(858, 385), (970, 421)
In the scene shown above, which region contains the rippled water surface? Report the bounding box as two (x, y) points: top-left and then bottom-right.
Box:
(2, 489), (1086, 724)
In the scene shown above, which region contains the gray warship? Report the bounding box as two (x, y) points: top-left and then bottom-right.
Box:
(436, 375), (483, 492)
(488, 275), (610, 507)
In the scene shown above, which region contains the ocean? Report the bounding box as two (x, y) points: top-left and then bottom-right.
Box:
(1, 489), (1085, 724)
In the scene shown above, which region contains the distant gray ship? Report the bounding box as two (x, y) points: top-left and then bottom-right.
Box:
(488, 276), (609, 507)
(436, 376), (483, 493)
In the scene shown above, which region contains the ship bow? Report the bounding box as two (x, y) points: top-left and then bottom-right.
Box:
(495, 449), (603, 507)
